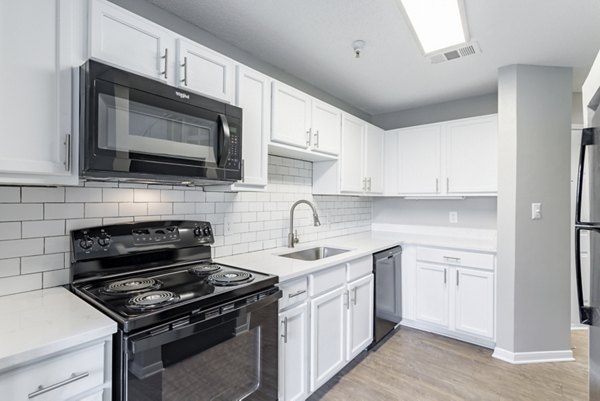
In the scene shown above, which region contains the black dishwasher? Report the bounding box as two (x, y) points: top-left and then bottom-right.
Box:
(372, 246), (403, 348)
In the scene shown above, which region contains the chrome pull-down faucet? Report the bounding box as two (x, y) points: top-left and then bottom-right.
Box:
(288, 200), (321, 248)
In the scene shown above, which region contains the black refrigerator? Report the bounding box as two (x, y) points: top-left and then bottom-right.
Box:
(575, 127), (600, 399)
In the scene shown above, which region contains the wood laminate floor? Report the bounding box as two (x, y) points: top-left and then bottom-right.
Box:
(310, 327), (588, 401)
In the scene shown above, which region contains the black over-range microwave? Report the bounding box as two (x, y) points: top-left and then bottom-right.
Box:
(79, 60), (242, 185)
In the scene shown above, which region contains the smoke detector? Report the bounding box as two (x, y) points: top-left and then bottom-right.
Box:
(427, 41), (482, 64)
(352, 40), (365, 58)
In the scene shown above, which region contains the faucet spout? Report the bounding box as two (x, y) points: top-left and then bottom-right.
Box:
(288, 199), (321, 248)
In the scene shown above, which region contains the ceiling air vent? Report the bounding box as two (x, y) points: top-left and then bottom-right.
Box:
(427, 41), (481, 64)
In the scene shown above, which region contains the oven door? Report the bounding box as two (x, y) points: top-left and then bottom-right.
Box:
(118, 291), (280, 401)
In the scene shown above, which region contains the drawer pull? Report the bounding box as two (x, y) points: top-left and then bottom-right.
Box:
(28, 372), (89, 399)
(288, 289), (307, 298)
(443, 256), (461, 262)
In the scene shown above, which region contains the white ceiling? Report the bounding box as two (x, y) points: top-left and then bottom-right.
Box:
(147, 0), (600, 116)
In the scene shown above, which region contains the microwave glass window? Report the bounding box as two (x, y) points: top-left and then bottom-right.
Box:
(97, 92), (218, 163)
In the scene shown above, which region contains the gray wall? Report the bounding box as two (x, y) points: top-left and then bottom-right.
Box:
(371, 93), (498, 130)
(372, 198), (497, 229)
(107, 0), (371, 121)
(572, 92), (583, 125)
(496, 65), (572, 354)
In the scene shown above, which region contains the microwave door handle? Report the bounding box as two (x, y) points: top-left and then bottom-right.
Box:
(575, 227), (594, 325)
(218, 114), (231, 168)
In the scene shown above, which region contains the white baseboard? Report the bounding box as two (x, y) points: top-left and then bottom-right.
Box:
(400, 319), (495, 349)
(571, 324), (589, 331)
(492, 347), (575, 364)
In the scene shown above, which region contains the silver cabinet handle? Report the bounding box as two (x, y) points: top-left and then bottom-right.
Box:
(241, 159), (245, 182)
(314, 130), (319, 148)
(281, 316), (288, 344)
(306, 129), (312, 147)
(161, 48), (168, 79)
(181, 56), (188, 85)
(443, 256), (461, 262)
(63, 133), (71, 172)
(446, 177), (450, 192)
(456, 270), (459, 286)
(443, 268), (447, 284)
(352, 287), (358, 305)
(344, 291), (349, 309)
(288, 289), (306, 298)
(435, 178), (439, 193)
(28, 372), (89, 399)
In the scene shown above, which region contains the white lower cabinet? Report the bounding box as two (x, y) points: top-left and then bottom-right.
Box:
(310, 286), (347, 391)
(0, 337), (112, 401)
(408, 246), (496, 346)
(278, 257), (375, 401)
(279, 302), (309, 401)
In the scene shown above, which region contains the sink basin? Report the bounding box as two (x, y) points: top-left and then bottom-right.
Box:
(279, 247), (349, 261)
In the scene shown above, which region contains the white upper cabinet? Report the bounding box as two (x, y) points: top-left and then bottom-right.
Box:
(389, 114), (498, 197)
(445, 115), (498, 194)
(311, 100), (341, 156)
(90, 0), (176, 82)
(340, 114), (366, 193)
(395, 124), (442, 195)
(0, 0), (82, 185)
(271, 81), (312, 149)
(365, 124), (385, 194)
(176, 39), (235, 103)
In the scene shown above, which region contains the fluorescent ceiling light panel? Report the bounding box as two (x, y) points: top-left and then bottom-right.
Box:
(400, 0), (468, 54)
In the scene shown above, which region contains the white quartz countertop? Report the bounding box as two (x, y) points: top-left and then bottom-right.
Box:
(215, 230), (496, 283)
(0, 287), (117, 372)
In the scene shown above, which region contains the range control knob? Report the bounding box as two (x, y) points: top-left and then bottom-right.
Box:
(193, 227), (202, 237)
(79, 235), (94, 250)
(203, 226), (212, 236)
(98, 233), (111, 247)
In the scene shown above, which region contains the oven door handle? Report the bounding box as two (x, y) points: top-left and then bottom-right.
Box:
(218, 114), (231, 168)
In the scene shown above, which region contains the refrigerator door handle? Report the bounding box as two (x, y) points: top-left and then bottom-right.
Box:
(575, 226), (593, 325)
(575, 128), (595, 224)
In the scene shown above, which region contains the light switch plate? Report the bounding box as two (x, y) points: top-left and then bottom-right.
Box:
(531, 203), (542, 220)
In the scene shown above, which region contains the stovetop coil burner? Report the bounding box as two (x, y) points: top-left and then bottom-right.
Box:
(101, 277), (162, 295)
(127, 290), (179, 310)
(209, 272), (254, 287)
(188, 264), (222, 276)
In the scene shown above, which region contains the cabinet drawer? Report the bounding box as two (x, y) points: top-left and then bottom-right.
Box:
(0, 341), (105, 401)
(417, 247), (494, 270)
(347, 255), (372, 282)
(279, 277), (308, 310)
(309, 264), (346, 297)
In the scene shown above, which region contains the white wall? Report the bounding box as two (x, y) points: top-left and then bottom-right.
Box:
(372, 198), (497, 229)
(0, 156), (372, 297)
(496, 64), (572, 356)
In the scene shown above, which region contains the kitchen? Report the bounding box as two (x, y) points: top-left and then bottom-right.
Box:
(1, 0), (599, 400)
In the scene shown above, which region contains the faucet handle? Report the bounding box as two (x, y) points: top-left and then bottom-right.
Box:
(294, 230), (299, 244)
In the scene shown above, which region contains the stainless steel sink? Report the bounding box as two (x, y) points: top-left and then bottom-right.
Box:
(279, 247), (349, 261)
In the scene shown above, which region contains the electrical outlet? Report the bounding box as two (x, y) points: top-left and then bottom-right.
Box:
(449, 211), (458, 224)
(531, 203), (542, 220)
(224, 217), (233, 235)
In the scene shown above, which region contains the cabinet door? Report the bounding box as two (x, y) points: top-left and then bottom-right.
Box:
(271, 82), (311, 148)
(310, 286), (346, 392)
(365, 124), (385, 194)
(177, 38), (235, 103)
(311, 100), (341, 156)
(279, 303), (309, 401)
(90, 0), (174, 82)
(0, 0), (78, 185)
(454, 268), (494, 338)
(340, 114), (366, 193)
(396, 125), (441, 194)
(236, 66), (270, 187)
(415, 263), (449, 327)
(347, 274), (374, 361)
(445, 115), (498, 194)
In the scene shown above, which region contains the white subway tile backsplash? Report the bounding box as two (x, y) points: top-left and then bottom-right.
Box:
(0, 187), (20, 203)
(45, 203), (83, 219)
(0, 258), (20, 278)
(21, 253), (64, 274)
(22, 220), (65, 238)
(0, 156), (372, 296)
(85, 203), (119, 218)
(65, 187), (102, 203)
(0, 274), (42, 296)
